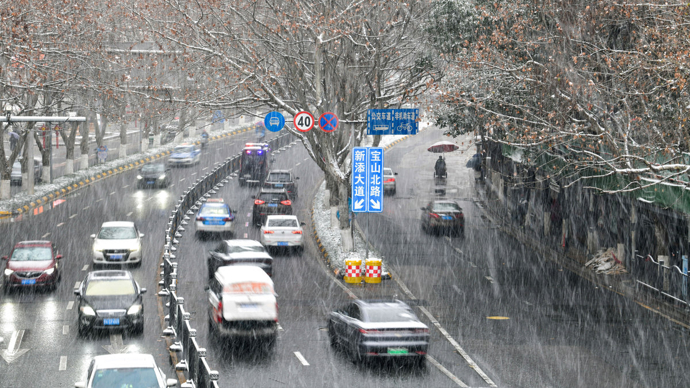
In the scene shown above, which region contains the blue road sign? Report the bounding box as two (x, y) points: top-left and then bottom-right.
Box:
(367, 108), (419, 135)
(264, 111), (285, 132)
(351, 147), (384, 213)
(212, 110), (225, 123)
(319, 112), (339, 132)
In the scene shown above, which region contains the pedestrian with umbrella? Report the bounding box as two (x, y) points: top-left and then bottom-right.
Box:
(8, 130), (19, 152)
(427, 140), (459, 182)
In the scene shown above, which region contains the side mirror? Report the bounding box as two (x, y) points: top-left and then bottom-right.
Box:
(90, 234), (96, 239)
(394, 172), (398, 175)
(73, 288), (81, 296)
(140, 288), (147, 294)
(251, 195), (256, 199)
(420, 207), (426, 211)
(55, 254), (63, 260)
(204, 285), (210, 291)
(1, 255), (7, 261)
(166, 379), (178, 387)
(139, 233), (145, 238)
(75, 382), (86, 388)
(295, 177), (300, 180)
(300, 222), (306, 226)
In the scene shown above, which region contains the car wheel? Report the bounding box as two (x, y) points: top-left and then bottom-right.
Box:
(77, 323), (89, 337)
(239, 179), (245, 187)
(349, 342), (363, 364)
(208, 263), (216, 279)
(295, 246), (304, 256)
(208, 318), (217, 337)
(391, 188), (396, 195)
(132, 322), (144, 336)
(414, 355), (426, 368)
(327, 322), (338, 348)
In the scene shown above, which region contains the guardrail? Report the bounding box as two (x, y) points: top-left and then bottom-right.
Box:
(157, 131), (295, 387)
(635, 253), (690, 310)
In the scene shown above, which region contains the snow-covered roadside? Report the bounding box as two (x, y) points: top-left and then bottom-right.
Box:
(0, 122), (258, 215)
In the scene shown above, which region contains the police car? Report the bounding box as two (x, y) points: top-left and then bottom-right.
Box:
(195, 199), (236, 237)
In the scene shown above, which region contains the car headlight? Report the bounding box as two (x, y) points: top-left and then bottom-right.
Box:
(127, 304), (143, 315)
(80, 306), (96, 316)
(137, 175), (143, 180)
(4, 268), (14, 276)
(44, 268), (55, 275)
(93, 246), (102, 253)
(158, 174), (166, 180)
(130, 244), (140, 253)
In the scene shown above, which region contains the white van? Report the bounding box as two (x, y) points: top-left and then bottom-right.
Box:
(206, 266), (278, 342)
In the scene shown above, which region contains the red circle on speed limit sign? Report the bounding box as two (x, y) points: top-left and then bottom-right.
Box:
(293, 111), (315, 132)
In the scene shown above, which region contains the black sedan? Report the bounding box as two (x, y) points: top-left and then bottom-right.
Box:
(327, 300), (430, 365)
(420, 200), (464, 236)
(137, 162), (171, 188)
(252, 188), (292, 226)
(207, 239), (273, 278)
(74, 270), (146, 336)
(263, 170), (299, 199)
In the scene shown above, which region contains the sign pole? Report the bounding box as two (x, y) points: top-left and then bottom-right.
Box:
(350, 123), (355, 252)
(365, 215), (369, 260)
(49, 122), (53, 184)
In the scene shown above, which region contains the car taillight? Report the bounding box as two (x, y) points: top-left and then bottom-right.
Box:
(359, 328), (381, 334)
(384, 178), (395, 183)
(429, 213), (440, 218)
(292, 230), (302, 234)
(264, 230), (274, 234)
(280, 200), (292, 206)
(215, 300), (223, 323)
(455, 213), (463, 219)
(196, 216), (206, 221)
(223, 216), (233, 222)
(254, 199), (265, 205)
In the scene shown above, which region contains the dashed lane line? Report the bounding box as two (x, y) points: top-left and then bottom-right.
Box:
(56, 223), (64, 227)
(95, 199), (103, 203)
(122, 185), (129, 189)
(180, 178), (185, 182)
(126, 212), (133, 217)
(427, 355), (468, 387)
(109, 191), (116, 196)
(74, 282), (80, 289)
(485, 276), (494, 284)
(66, 301), (74, 310)
(59, 356), (67, 371)
(83, 206), (90, 210)
(69, 214), (77, 219)
(63, 325), (69, 335)
(294, 352), (310, 366)
(42, 233), (51, 238)
(82, 265), (89, 271)
(202, 167), (208, 171)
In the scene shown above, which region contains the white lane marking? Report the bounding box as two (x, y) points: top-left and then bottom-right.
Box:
(126, 212), (133, 217)
(41, 233), (51, 238)
(122, 185), (129, 188)
(418, 306), (497, 387)
(452, 285), (462, 294)
(82, 265), (89, 271)
(294, 352), (310, 366)
(202, 167), (208, 171)
(95, 199), (103, 203)
(63, 325), (69, 335)
(74, 281), (81, 289)
(191, 172), (197, 176)
(303, 158), (309, 162)
(169, 184), (175, 188)
(69, 214), (77, 219)
(296, 162), (301, 166)
(485, 276), (494, 284)
(180, 178), (185, 182)
(56, 223), (64, 227)
(469, 262), (477, 268)
(83, 206), (90, 210)
(59, 356), (67, 371)
(277, 324), (284, 331)
(243, 233), (248, 238)
(427, 355), (468, 387)
(245, 222), (249, 227)
(109, 191), (116, 196)
(247, 213), (251, 217)
(445, 236), (452, 242)
(67, 301), (75, 310)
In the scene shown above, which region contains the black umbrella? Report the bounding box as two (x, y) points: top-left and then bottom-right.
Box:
(466, 153), (481, 169)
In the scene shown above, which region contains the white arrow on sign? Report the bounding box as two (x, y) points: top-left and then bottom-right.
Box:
(103, 334), (130, 354)
(1, 330), (30, 364)
(353, 199), (364, 210)
(370, 199), (381, 209)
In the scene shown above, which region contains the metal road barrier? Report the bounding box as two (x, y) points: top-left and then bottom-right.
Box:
(635, 253), (690, 310)
(158, 131), (295, 387)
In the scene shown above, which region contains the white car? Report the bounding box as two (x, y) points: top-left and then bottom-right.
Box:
(91, 221), (144, 266)
(260, 215), (305, 253)
(75, 353), (176, 388)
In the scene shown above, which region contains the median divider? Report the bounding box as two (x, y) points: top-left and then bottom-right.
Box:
(157, 132), (294, 387)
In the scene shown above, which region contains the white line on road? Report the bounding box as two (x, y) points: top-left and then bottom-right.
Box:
(245, 222), (249, 227)
(418, 306), (497, 387)
(67, 301), (74, 310)
(202, 167), (208, 171)
(485, 276), (494, 284)
(126, 212), (133, 217)
(122, 185), (129, 188)
(95, 199), (103, 203)
(294, 352), (310, 366)
(83, 206), (90, 210)
(56, 222), (64, 227)
(69, 214), (77, 219)
(452, 285), (462, 294)
(246, 213), (251, 217)
(169, 184), (174, 188)
(82, 265), (89, 271)
(243, 233), (248, 238)
(277, 324), (284, 331)
(59, 356), (67, 371)
(296, 162), (301, 166)
(180, 178), (185, 182)
(427, 355), (468, 387)
(109, 191), (116, 196)
(191, 172), (197, 176)
(74, 281), (80, 289)
(41, 233), (51, 238)
(63, 325), (69, 335)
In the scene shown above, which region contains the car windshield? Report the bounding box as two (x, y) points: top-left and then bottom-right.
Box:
(141, 164), (165, 173)
(267, 172), (291, 182)
(11, 247), (51, 261)
(227, 244), (265, 253)
(98, 227), (137, 240)
(384, 168), (393, 175)
(85, 279), (136, 296)
(173, 146), (194, 154)
(91, 367), (158, 388)
(259, 192), (287, 202)
(432, 202), (461, 212)
(267, 218), (298, 227)
(365, 307), (420, 323)
(200, 205), (229, 216)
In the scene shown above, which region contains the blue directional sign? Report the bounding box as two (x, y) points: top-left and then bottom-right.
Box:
(351, 147), (384, 213)
(367, 108), (419, 135)
(264, 111), (285, 132)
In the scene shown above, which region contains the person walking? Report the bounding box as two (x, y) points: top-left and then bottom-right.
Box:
(8, 130), (18, 152)
(96, 144), (108, 164)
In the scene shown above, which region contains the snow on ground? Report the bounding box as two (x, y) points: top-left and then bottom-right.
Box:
(0, 122), (256, 214)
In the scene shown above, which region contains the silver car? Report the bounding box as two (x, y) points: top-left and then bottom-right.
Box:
(383, 168), (397, 195)
(91, 221), (144, 266)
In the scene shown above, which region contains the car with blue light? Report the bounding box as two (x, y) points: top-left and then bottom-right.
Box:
(195, 199), (236, 238)
(168, 144), (201, 167)
(238, 143), (271, 186)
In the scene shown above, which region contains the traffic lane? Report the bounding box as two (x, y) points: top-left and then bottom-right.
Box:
(370, 129), (690, 387)
(174, 144), (462, 388)
(0, 129), (269, 386)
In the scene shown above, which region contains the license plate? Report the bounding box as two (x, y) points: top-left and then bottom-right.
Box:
(277, 242), (288, 246)
(103, 318), (120, 326)
(387, 348), (409, 355)
(21, 279), (37, 285)
(110, 254), (123, 259)
(204, 220), (224, 225)
(268, 203), (278, 207)
(239, 303), (258, 309)
(441, 216), (453, 220)
(275, 184), (284, 187)
(146, 181), (155, 184)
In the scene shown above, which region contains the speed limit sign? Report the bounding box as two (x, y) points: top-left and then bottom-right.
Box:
(293, 111), (315, 132)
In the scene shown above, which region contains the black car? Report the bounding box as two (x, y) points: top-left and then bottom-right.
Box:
(74, 270), (146, 336)
(263, 170), (299, 199)
(327, 300), (430, 365)
(420, 200), (464, 236)
(137, 162), (171, 188)
(252, 188), (292, 226)
(207, 239), (273, 278)
(238, 144), (271, 186)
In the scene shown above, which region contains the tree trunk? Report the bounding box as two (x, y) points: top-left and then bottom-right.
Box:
(337, 179), (350, 229)
(80, 118), (89, 170)
(119, 122), (128, 159)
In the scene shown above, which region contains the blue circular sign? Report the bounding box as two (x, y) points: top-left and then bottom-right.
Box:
(264, 111), (285, 132)
(319, 112), (339, 132)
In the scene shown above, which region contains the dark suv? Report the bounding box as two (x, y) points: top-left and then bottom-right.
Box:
(252, 188), (292, 226)
(238, 144), (271, 186)
(263, 170), (299, 199)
